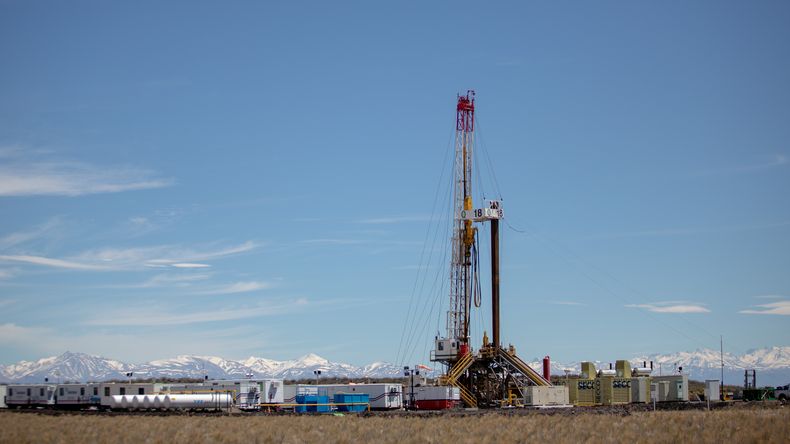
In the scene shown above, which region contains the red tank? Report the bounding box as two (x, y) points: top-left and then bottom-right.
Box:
(542, 355), (551, 381)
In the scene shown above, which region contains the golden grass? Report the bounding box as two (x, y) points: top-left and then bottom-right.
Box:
(0, 407), (787, 444)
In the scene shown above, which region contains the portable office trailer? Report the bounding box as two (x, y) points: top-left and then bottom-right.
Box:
(260, 379), (284, 405)
(158, 383), (207, 393)
(6, 384), (56, 408)
(306, 384), (402, 410)
(0, 385), (6, 408)
(55, 383), (98, 408)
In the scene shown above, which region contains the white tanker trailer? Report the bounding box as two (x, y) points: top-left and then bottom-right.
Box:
(108, 393), (232, 410)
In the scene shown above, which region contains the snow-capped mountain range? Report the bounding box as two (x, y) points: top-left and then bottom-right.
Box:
(0, 352), (405, 384)
(1, 346), (788, 386)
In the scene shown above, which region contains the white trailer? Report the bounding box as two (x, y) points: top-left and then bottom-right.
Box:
(199, 379), (284, 409)
(55, 383), (105, 408)
(6, 384), (56, 408)
(315, 384), (403, 410)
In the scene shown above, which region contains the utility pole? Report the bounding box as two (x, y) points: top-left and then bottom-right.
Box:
(720, 335), (724, 401)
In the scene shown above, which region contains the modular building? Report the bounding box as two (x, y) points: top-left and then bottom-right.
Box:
(6, 384), (56, 408)
(55, 383), (99, 408)
(203, 379), (284, 409)
(653, 375), (689, 402)
(523, 386), (569, 406)
(284, 383), (402, 410)
(319, 384), (402, 410)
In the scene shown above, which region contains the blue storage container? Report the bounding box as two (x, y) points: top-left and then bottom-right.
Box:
(333, 393), (369, 412)
(295, 395), (330, 413)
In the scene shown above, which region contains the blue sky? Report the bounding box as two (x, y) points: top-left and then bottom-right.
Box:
(1, 1), (788, 367)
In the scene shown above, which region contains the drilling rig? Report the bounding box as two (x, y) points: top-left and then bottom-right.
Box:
(431, 91), (551, 408)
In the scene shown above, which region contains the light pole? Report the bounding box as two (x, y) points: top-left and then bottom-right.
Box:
(126, 372), (133, 384)
(404, 366), (420, 410)
(313, 370), (321, 386)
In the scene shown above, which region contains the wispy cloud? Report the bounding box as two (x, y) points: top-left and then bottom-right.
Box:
(739, 300), (790, 316)
(0, 268), (19, 280)
(85, 299), (309, 326)
(625, 302), (710, 314)
(141, 241), (259, 265)
(200, 281), (272, 295)
(114, 272), (213, 289)
(0, 254), (112, 270)
(0, 323), (50, 344)
(170, 263), (211, 268)
(0, 217), (62, 249)
(694, 154), (787, 176)
(0, 150), (173, 196)
(0, 241), (258, 271)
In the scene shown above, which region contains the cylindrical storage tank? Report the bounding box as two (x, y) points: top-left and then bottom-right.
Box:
(152, 395), (165, 409)
(142, 395), (155, 409)
(164, 393), (232, 410)
(120, 395), (132, 408)
(109, 395), (125, 408)
(542, 356), (551, 381)
(131, 395), (143, 409)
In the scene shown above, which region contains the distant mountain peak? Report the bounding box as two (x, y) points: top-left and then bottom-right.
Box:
(1, 346), (788, 385)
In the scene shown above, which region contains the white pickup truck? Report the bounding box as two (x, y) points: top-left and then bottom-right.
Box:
(775, 384), (789, 401)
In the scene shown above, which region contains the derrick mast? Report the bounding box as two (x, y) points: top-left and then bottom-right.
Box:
(430, 91), (553, 409)
(448, 90), (476, 349)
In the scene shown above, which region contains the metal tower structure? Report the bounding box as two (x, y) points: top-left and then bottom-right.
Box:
(431, 91), (552, 408)
(447, 90), (477, 347)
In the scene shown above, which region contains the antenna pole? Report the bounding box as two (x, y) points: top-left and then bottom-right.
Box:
(720, 335), (724, 401)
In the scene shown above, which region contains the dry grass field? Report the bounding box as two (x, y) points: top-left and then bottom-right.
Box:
(0, 406), (787, 444)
